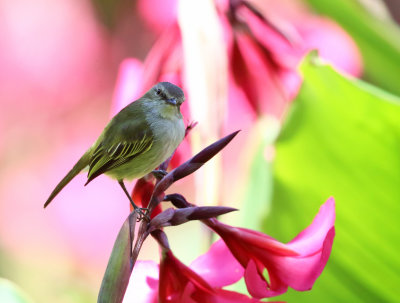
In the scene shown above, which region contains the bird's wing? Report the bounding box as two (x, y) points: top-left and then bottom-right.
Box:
(86, 120), (154, 184)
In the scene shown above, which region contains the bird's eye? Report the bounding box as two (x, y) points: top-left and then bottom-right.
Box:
(156, 89), (161, 95)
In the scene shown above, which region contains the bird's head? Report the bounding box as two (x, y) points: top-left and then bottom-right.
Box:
(143, 82), (185, 119)
(152, 82), (185, 107)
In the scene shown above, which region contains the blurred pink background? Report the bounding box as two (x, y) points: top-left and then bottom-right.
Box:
(0, 0), (141, 301)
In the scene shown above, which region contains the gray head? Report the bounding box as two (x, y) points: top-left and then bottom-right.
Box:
(151, 82), (185, 107)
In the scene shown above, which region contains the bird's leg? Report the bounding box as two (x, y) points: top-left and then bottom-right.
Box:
(151, 169), (168, 180)
(118, 180), (149, 222)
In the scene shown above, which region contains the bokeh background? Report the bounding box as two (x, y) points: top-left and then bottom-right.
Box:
(0, 0), (399, 302)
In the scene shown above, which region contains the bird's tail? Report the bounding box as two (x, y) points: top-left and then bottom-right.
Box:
(44, 150), (91, 208)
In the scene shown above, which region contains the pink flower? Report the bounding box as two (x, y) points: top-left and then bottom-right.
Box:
(123, 240), (266, 302)
(205, 197), (336, 298)
(218, 0), (362, 118)
(123, 198), (334, 301)
(133, 0), (361, 120)
(243, 0), (362, 76)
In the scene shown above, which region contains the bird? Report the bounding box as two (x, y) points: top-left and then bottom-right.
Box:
(44, 82), (186, 220)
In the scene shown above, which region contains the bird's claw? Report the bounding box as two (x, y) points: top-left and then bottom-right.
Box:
(134, 207), (150, 222)
(151, 169), (168, 180)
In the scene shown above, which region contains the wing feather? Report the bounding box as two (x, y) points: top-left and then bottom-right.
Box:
(86, 121), (154, 184)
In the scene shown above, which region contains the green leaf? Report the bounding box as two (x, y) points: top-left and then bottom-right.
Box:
(264, 52), (400, 302)
(305, 0), (400, 96)
(0, 279), (33, 303)
(98, 212), (136, 303)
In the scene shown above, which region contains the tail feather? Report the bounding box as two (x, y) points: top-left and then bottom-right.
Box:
(44, 150), (91, 208)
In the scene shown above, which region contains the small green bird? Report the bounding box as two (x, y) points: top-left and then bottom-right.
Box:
(44, 82), (185, 219)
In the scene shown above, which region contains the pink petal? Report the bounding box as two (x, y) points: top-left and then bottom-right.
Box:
(160, 251), (214, 298)
(287, 197), (336, 254)
(271, 227), (335, 291)
(141, 23), (182, 89)
(137, 0), (177, 34)
(233, 32), (289, 117)
(237, 4), (301, 68)
(298, 18), (362, 76)
(110, 58), (143, 116)
(193, 288), (265, 303)
(244, 259), (287, 298)
(277, 69), (302, 100)
(191, 239), (244, 288)
(123, 261), (159, 303)
(246, 0), (362, 76)
(238, 228), (298, 256)
(261, 198), (336, 291)
(216, 199), (335, 297)
(213, 289), (268, 303)
(226, 76), (257, 131)
(211, 221), (297, 257)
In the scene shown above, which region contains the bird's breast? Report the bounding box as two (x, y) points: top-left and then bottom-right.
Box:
(151, 116), (185, 159)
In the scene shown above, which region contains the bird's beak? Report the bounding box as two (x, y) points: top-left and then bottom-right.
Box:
(166, 98), (177, 106)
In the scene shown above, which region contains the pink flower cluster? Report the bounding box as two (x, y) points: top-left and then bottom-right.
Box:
(113, 0), (361, 121)
(123, 198), (335, 302)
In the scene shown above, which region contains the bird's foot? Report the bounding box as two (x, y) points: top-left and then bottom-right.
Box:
(134, 207), (150, 222)
(151, 169), (168, 180)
